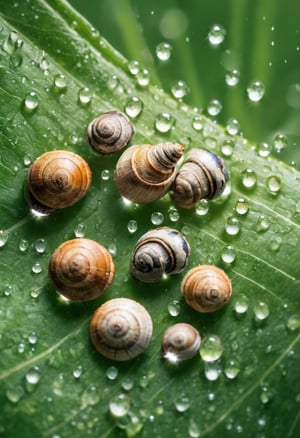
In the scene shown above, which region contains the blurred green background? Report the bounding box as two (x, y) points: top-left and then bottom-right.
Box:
(69, 0), (300, 165)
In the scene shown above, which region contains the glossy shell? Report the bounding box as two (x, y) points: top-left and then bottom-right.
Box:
(27, 150), (92, 209)
(48, 238), (115, 301)
(170, 148), (229, 208)
(87, 110), (134, 154)
(181, 265), (232, 312)
(162, 323), (201, 361)
(130, 227), (190, 283)
(90, 298), (153, 361)
(114, 142), (184, 204)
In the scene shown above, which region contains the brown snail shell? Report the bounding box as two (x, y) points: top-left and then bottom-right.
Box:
(90, 298), (153, 361)
(48, 238), (115, 301)
(169, 148), (229, 208)
(161, 323), (201, 362)
(130, 227), (190, 283)
(114, 142), (184, 204)
(27, 150), (92, 209)
(87, 110), (134, 154)
(181, 265), (232, 312)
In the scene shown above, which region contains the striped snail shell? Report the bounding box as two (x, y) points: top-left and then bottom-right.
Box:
(114, 142), (184, 204)
(27, 150), (92, 209)
(130, 227), (190, 283)
(181, 265), (232, 312)
(90, 298), (153, 361)
(87, 110), (134, 154)
(48, 238), (115, 301)
(169, 148), (229, 208)
(161, 323), (201, 362)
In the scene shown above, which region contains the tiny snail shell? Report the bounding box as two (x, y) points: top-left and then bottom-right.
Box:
(90, 298), (153, 361)
(130, 227), (190, 283)
(169, 148), (229, 208)
(162, 323), (201, 362)
(114, 142), (184, 204)
(48, 238), (115, 301)
(87, 110), (134, 154)
(181, 265), (232, 313)
(27, 150), (92, 209)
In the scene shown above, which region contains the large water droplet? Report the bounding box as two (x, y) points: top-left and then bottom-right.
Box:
(225, 216), (240, 235)
(24, 92), (39, 111)
(167, 300), (181, 317)
(28, 332), (38, 345)
(204, 361), (222, 381)
(78, 87), (91, 106)
(74, 223), (87, 238)
(241, 168), (257, 189)
(221, 245), (236, 264)
(226, 118), (240, 135)
(225, 69), (240, 87)
(171, 80), (189, 99)
(235, 198), (249, 215)
(221, 139), (235, 157)
(208, 24), (226, 46)
(207, 99), (222, 116)
(192, 115), (204, 131)
(125, 96), (143, 118)
(174, 394), (190, 412)
(234, 294), (249, 314)
(200, 334), (223, 362)
(266, 175), (281, 194)
(121, 377), (134, 391)
(168, 206), (180, 222)
(25, 366), (41, 385)
(19, 238), (29, 252)
(106, 366), (118, 381)
(274, 133), (288, 153)
(195, 200), (209, 216)
(109, 393), (130, 417)
(53, 74), (67, 93)
(82, 384), (100, 406)
(127, 220), (138, 234)
(136, 68), (150, 87)
(254, 302), (270, 320)
(2, 31), (20, 54)
(155, 112), (174, 133)
(32, 262), (42, 274)
(156, 42), (172, 61)
(258, 142), (271, 157)
(151, 211), (164, 225)
(247, 80), (265, 102)
(128, 60), (140, 75)
(224, 360), (240, 379)
(34, 238), (47, 254)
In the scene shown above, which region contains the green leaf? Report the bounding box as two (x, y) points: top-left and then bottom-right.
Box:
(0, 1), (300, 437)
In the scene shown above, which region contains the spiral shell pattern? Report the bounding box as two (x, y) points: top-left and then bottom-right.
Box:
(27, 150), (92, 209)
(87, 110), (134, 154)
(162, 323), (201, 361)
(48, 238), (115, 301)
(90, 298), (153, 361)
(130, 227), (190, 283)
(181, 265), (232, 312)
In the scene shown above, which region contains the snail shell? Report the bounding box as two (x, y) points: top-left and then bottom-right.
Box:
(170, 149), (229, 208)
(181, 265), (232, 312)
(87, 110), (134, 154)
(27, 151), (92, 209)
(130, 227), (190, 283)
(114, 142), (184, 204)
(90, 298), (153, 361)
(48, 238), (115, 301)
(162, 323), (201, 362)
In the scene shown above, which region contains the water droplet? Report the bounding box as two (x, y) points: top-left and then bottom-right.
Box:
(23, 154), (32, 166)
(168, 206), (180, 222)
(208, 24), (226, 46)
(266, 175), (281, 194)
(101, 169), (110, 181)
(2, 31), (20, 54)
(39, 56), (49, 71)
(167, 300), (181, 317)
(274, 133), (288, 153)
(34, 238), (47, 254)
(139, 374), (149, 388)
(24, 92), (39, 111)
(108, 243), (117, 256)
(109, 393), (130, 417)
(82, 384), (100, 406)
(221, 139), (235, 157)
(268, 235), (283, 252)
(0, 230), (9, 247)
(254, 302), (270, 320)
(234, 294), (249, 314)
(192, 115), (204, 131)
(188, 419), (200, 438)
(125, 96), (143, 118)
(224, 360), (240, 379)
(151, 211), (164, 225)
(235, 198), (249, 215)
(28, 332), (38, 345)
(200, 334), (223, 362)
(225, 216), (240, 235)
(195, 199), (209, 216)
(18, 343), (26, 354)
(155, 112), (174, 133)
(255, 215), (270, 233)
(207, 99), (222, 116)
(174, 394), (190, 412)
(258, 142), (271, 157)
(78, 87), (91, 106)
(107, 74), (119, 90)
(204, 360), (222, 381)
(136, 68), (150, 87)
(127, 220), (138, 234)
(25, 366), (40, 385)
(32, 262), (42, 274)
(73, 365), (83, 379)
(171, 80), (189, 99)
(106, 366), (118, 381)
(287, 315), (300, 331)
(30, 287), (41, 299)
(225, 69), (240, 87)
(6, 386), (24, 403)
(156, 42), (172, 61)
(74, 223), (87, 238)
(221, 245), (236, 264)
(247, 80), (265, 102)
(260, 386), (272, 404)
(128, 60), (140, 75)
(3, 285), (12, 297)
(241, 168), (257, 189)
(10, 52), (23, 68)
(121, 377), (134, 391)
(53, 74), (67, 93)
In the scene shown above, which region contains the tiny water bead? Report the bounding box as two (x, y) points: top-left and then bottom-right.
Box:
(224, 360), (240, 379)
(225, 216), (240, 236)
(235, 198), (249, 215)
(78, 87), (91, 106)
(73, 366), (83, 379)
(266, 175), (281, 194)
(106, 366), (118, 381)
(168, 206), (180, 222)
(3, 285), (12, 297)
(125, 96), (143, 118)
(151, 211), (164, 225)
(109, 393), (130, 417)
(28, 332), (38, 345)
(226, 118), (240, 136)
(199, 334), (223, 362)
(221, 245), (236, 264)
(0, 230), (9, 247)
(24, 92), (39, 111)
(268, 235), (283, 252)
(171, 80), (190, 99)
(207, 99), (222, 116)
(234, 294), (249, 314)
(274, 133), (288, 153)
(25, 366), (41, 385)
(127, 220), (138, 234)
(287, 315), (300, 331)
(155, 112), (174, 133)
(208, 24), (226, 46)
(204, 361), (222, 381)
(260, 387), (272, 404)
(221, 139), (235, 157)
(188, 420), (200, 438)
(167, 300), (181, 317)
(136, 68), (150, 87)
(23, 154), (32, 167)
(195, 200), (209, 216)
(254, 302), (270, 321)
(258, 142), (271, 158)
(156, 42), (172, 61)
(121, 377), (134, 391)
(32, 262), (42, 274)
(247, 80), (265, 102)
(74, 223), (87, 238)
(174, 394), (190, 412)
(192, 115), (204, 131)
(255, 215), (270, 233)
(241, 168), (257, 189)
(53, 74), (67, 93)
(101, 169), (110, 181)
(82, 384), (100, 406)
(107, 74), (120, 90)
(225, 69), (240, 87)
(128, 60), (140, 75)
(6, 386), (24, 403)
(34, 238), (47, 254)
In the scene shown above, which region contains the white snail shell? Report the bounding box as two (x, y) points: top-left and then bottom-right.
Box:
(87, 110), (134, 154)
(130, 227), (190, 283)
(170, 148), (229, 208)
(161, 323), (201, 361)
(90, 298), (153, 361)
(114, 142), (184, 204)
(181, 265), (232, 312)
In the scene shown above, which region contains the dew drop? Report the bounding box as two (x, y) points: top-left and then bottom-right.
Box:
(106, 366), (118, 381)
(2, 31), (20, 54)
(255, 215), (270, 233)
(274, 133), (288, 153)
(287, 315), (300, 331)
(108, 243), (117, 256)
(247, 80), (265, 102)
(234, 294), (249, 314)
(266, 175), (281, 194)
(109, 393), (130, 417)
(168, 206), (180, 222)
(225, 69), (240, 87)
(139, 374), (149, 388)
(254, 302), (270, 321)
(128, 60), (140, 75)
(260, 387), (272, 404)
(200, 334), (223, 362)
(156, 42), (172, 61)
(74, 223), (87, 238)
(136, 68), (150, 87)
(78, 87), (91, 106)
(192, 115), (204, 131)
(107, 74), (119, 90)
(6, 386), (24, 403)
(82, 384), (100, 406)
(25, 366), (40, 385)
(208, 24), (226, 46)
(174, 394), (190, 412)
(225, 216), (240, 235)
(155, 112), (174, 133)
(188, 419), (200, 438)
(24, 92), (39, 111)
(127, 220), (138, 234)
(224, 360), (240, 379)
(207, 99), (222, 116)
(171, 80), (189, 99)
(3, 285), (12, 297)
(73, 365), (83, 379)
(101, 169), (110, 181)
(34, 238), (47, 254)
(125, 96), (143, 118)
(121, 377), (134, 391)
(30, 287), (42, 299)
(167, 300), (181, 317)
(39, 56), (50, 71)
(268, 235), (283, 252)
(221, 139), (235, 157)
(151, 211), (164, 225)
(23, 154), (32, 166)
(32, 262), (42, 274)
(195, 200), (209, 216)
(221, 245), (236, 264)
(235, 198), (249, 215)
(0, 230), (9, 247)
(226, 118), (240, 135)
(241, 168), (257, 189)
(53, 74), (67, 93)
(28, 332), (38, 345)
(258, 142), (271, 158)
(204, 361), (222, 381)
(18, 343), (26, 354)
